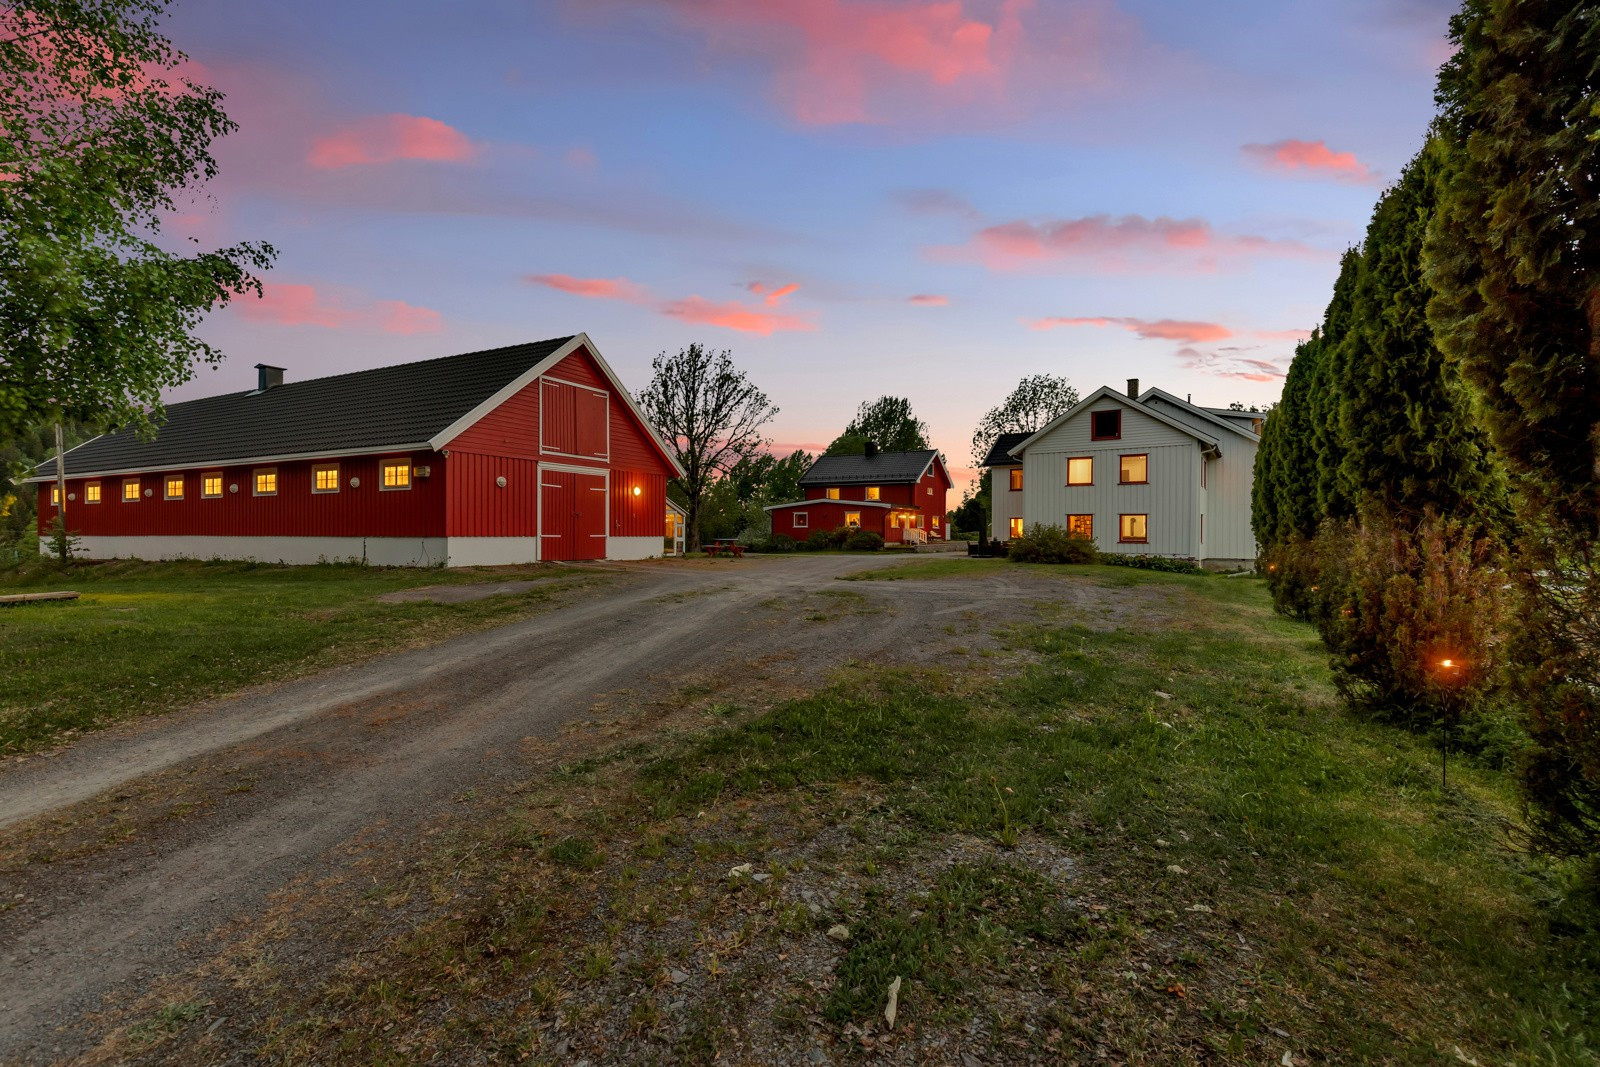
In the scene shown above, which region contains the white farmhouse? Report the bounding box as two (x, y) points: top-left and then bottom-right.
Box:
(982, 379), (1261, 570)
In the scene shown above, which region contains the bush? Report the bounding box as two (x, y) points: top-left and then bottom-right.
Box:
(844, 529), (884, 552)
(751, 534), (797, 553)
(1099, 554), (1203, 575)
(1007, 524), (1097, 565)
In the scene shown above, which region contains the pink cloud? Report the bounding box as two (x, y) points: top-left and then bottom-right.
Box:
(236, 283), (443, 334)
(307, 114), (477, 169)
(1241, 139), (1379, 184)
(1031, 316), (1232, 343)
(661, 296), (816, 335)
(935, 213), (1318, 273)
(1255, 328), (1313, 342)
(908, 293), (949, 306)
(529, 273), (815, 334)
(565, 145), (598, 169)
(1176, 346), (1288, 383)
(527, 273), (652, 303)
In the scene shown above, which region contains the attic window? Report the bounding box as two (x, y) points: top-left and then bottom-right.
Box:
(864, 486), (880, 501)
(825, 487), (840, 500)
(381, 460), (412, 491)
(1091, 410), (1121, 440)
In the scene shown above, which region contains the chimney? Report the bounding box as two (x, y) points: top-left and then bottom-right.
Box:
(255, 364), (285, 392)
(1127, 378), (1140, 398)
(864, 440), (879, 458)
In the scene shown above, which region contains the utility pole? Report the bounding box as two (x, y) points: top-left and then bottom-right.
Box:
(53, 421), (67, 560)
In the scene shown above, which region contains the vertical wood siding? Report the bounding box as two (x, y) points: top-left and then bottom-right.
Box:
(1019, 401), (1199, 557)
(540, 468), (606, 561)
(38, 451), (445, 539)
(770, 502), (887, 540)
(444, 453), (538, 537)
(991, 464), (1023, 540)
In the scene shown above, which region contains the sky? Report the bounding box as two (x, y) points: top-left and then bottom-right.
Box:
(158, 0), (1459, 489)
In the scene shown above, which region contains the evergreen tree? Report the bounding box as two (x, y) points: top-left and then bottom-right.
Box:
(1334, 142), (1504, 526)
(1310, 250), (1362, 522)
(1428, 0), (1600, 859)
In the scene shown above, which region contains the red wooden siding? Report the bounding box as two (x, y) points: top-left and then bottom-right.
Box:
(770, 503), (888, 541)
(444, 453), (538, 538)
(610, 472), (666, 538)
(37, 451), (444, 539)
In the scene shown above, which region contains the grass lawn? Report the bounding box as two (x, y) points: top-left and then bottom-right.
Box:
(0, 558), (605, 754)
(131, 564), (1599, 1065)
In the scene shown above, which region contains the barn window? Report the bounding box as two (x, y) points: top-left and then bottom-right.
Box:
(202, 473), (223, 499)
(1119, 514), (1148, 543)
(1066, 457), (1093, 486)
(381, 460), (412, 491)
(122, 479), (140, 502)
(793, 512), (809, 529)
(85, 482), (101, 504)
(253, 469), (278, 496)
(1009, 468), (1023, 491)
(844, 511), (862, 528)
(1068, 514), (1093, 538)
(313, 464), (340, 493)
(1091, 410), (1121, 440)
(865, 486), (880, 501)
(1009, 517), (1024, 539)
(927, 486), (933, 496)
(165, 475), (184, 500)
(1120, 454), (1148, 484)
(825, 487), (840, 500)
(50, 485), (60, 506)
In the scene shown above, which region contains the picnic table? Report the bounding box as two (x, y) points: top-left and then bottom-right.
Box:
(705, 540), (745, 558)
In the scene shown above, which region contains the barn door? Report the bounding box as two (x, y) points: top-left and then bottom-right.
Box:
(540, 468), (608, 562)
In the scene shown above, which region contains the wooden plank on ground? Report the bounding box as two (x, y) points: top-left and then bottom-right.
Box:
(0, 591), (80, 606)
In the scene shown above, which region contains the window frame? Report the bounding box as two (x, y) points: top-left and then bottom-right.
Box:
(1066, 456), (1094, 486)
(253, 468), (278, 497)
(1009, 517), (1024, 539)
(1119, 453), (1149, 485)
(843, 510), (862, 528)
(313, 463), (341, 494)
(164, 474), (185, 501)
(380, 458), (413, 492)
(1067, 514), (1093, 539)
(202, 473), (224, 499)
(792, 511), (809, 529)
(825, 487), (841, 500)
(1090, 409), (1122, 441)
(85, 482), (101, 504)
(1118, 513), (1149, 544)
(864, 486), (881, 501)
(50, 485), (60, 506)
(122, 478), (141, 503)
(1008, 467), (1023, 492)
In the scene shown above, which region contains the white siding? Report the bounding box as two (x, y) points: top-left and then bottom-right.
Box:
(991, 464), (1023, 540)
(1018, 401), (1200, 558)
(1203, 437), (1258, 562)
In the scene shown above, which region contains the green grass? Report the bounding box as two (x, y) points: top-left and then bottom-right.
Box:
(0, 558), (597, 753)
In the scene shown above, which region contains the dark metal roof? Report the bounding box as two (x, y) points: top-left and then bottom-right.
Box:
(979, 432), (1030, 466)
(37, 337), (576, 478)
(798, 449), (938, 487)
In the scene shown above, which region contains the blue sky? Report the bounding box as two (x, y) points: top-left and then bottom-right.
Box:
(163, 0), (1457, 484)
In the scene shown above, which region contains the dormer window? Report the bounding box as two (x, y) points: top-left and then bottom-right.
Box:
(1091, 410), (1121, 440)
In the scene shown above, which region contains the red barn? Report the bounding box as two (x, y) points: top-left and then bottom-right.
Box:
(765, 445), (952, 544)
(31, 334), (684, 566)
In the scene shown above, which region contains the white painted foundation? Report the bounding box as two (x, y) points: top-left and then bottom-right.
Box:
(444, 537), (541, 567)
(63, 535), (449, 567)
(605, 535), (661, 561)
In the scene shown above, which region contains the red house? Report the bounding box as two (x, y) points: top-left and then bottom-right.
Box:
(765, 445), (952, 544)
(31, 334), (684, 566)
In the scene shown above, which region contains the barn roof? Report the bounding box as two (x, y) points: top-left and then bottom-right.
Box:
(798, 449), (940, 487)
(978, 432), (1030, 467)
(30, 334), (681, 481)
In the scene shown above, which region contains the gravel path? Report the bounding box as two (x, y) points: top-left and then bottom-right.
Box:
(0, 552), (1001, 1062)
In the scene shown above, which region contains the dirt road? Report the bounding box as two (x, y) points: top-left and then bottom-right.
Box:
(0, 553), (1054, 1063)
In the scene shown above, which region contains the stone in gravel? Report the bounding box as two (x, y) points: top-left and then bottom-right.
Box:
(752, 872), (771, 883)
(728, 863), (753, 879)
(826, 924), (850, 941)
(809, 1047), (827, 1063)
(669, 969), (690, 985)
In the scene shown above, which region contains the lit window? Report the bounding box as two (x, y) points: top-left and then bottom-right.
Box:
(85, 483), (101, 504)
(932, 515), (940, 526)
(1009, 468), (1023, 491)
(1009, 517), (1024, 539)
(1120, 514), (1148, 543)
(1068, 514), (1093, 539)
(1120, 454), (1148, 484)
(253, 469), (278, 496)
(165, 475), (184, 500)
(381, 460), (412, 490)
(927, 486), (933, 496)
(844, 511), (862, 528)
(202, 473), (223, 499)
(793, 512), (809, 529)
(122, 479), (140, 502)
(313, 464), (340, 493)
(1067, 457), (1093, 486)
(825, 487), (840, 500)
(50, 485), (60, 506)
(1091, 410), (1121, 440)
(865, 486), (880, 501)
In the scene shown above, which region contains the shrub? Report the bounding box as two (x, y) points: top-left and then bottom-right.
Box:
(1007, 524), (1097, 565)
(1099, 554), (1203, 575)
(752, 534), (797, 553)
(803, 528), (833, 551)
(844, 529), (884, 552)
